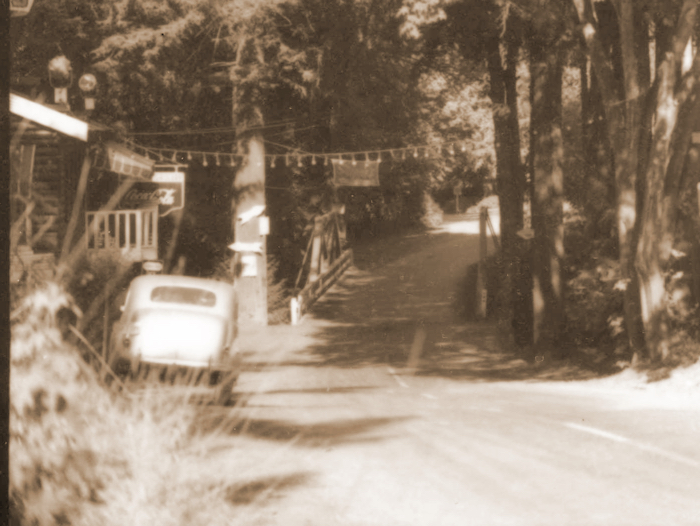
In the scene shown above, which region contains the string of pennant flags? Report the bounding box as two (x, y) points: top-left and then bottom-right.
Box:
(124, 138), (474, 169)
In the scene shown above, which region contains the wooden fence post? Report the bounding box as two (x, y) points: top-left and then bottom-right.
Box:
(309, 216), (324, 283)
(476, 206), (488, 318)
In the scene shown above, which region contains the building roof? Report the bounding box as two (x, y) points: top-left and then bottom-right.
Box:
(10, 92), (112, 142)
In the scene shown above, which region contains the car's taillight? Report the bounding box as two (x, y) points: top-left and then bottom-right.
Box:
(123, 325), (140, 349)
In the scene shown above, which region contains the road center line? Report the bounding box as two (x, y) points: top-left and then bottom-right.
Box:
(387, 367), (409, 388)
(565, 422), (629, 443)
(565, 422), (700, 468)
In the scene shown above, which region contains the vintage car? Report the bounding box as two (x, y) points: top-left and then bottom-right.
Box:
(109, 274), (240, 404)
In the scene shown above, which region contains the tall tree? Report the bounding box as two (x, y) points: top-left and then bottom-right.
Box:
(573, 0), (700, 361)
(527, 2), (567, 351)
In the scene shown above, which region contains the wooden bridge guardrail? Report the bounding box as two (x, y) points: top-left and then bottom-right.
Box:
(291, 206), (353, 325)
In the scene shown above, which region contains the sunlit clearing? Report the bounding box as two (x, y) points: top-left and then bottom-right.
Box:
(434, 216), (500, 235)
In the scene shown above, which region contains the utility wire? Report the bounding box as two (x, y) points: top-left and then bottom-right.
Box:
(126, 118), (308, 136)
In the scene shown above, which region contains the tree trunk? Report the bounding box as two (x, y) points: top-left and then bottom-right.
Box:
(637, 48), (700, 360)
(529, 38), (566, 353)
(485, 36), (531, 346)
(231, 39), (269, 326)
(572, 0), (646, 354)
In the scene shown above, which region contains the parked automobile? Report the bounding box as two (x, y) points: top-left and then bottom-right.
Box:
(109, 274), (239, 404)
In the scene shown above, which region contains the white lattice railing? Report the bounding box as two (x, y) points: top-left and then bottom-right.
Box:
(86, 207), (158, 262)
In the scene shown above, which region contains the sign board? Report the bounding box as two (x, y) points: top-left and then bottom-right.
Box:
(119, 181), (182, 216)
(259, 216), (270, 236)
(241, 254), (258, 277)
(331, 159), (380, 186)
(87, 178), (184, 217)
(228, 241), (263, 253)
(152, 167), (185, 216)
(238, 205), (266, 224)
(142, 260), (163, 274)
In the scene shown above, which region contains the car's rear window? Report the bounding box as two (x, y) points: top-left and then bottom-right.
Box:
(150, 286), (216, 307)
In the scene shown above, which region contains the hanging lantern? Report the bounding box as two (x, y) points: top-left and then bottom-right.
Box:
(312, 155), (317, 166)
(461, 143), (467, 152)
(229, 155), (236, 167)
(78, 73), (97, 111)
(377, 152), (382, 163)
(352, 156), (357, 166)
(171, 151), (177, 162)
(297, 156), (303, 168)
(285, 155), (290, 167)
(187, 151), (193, 161)
(202, 154), (208, 167)
(216, 154), (221, 166)
(271, 156), (277, 168)
(413, 148), (418, 158)
(324, 156), (329, 166)
(449, 144), (455, 156)
(48, 55), (72, 104)
(424, 148), (430, 158)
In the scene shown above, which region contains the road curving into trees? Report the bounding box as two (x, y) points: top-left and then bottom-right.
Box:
(222, 214), (700, 525)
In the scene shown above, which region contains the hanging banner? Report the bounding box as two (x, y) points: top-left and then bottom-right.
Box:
(332, 159), (380, 187)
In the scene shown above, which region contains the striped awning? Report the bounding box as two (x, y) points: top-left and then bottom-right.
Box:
(92, 141), (155, 179)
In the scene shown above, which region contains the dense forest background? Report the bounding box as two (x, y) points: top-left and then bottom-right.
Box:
(10, 0), (700, 367)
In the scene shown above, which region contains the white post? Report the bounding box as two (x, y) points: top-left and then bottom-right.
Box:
(290, 296), (302, 325)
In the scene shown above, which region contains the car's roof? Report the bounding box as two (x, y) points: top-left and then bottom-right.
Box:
(127, 275), (235, 299)
(124, 275), (236, 316)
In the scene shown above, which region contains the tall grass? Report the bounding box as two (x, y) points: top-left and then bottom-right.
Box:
(10, 283), (272, 526)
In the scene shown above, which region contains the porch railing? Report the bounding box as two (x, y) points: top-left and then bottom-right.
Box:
(86, 207), (158, 262)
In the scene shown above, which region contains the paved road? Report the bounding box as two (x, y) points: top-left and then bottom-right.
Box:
(224, 215), (700, 526)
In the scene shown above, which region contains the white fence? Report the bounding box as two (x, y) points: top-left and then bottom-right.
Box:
(86, 207), (158, 262)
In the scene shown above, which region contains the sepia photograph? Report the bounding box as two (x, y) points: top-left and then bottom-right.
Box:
(8, 0), (700, 524)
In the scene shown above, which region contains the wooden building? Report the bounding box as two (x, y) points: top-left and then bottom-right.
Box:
(9, 93), (174, 283)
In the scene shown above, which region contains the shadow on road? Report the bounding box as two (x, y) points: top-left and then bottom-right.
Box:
(194, 410), (410, 448)
(275, 221), (621, 383)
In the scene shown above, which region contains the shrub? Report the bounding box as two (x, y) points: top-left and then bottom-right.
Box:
(420, 192), (444, 229)
(10, 283), (121, 525)
(564, 258), (625, 354)
(662, 253), (700, 367)
(62, 252), (138, 356)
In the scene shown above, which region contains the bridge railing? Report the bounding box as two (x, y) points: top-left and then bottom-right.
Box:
(290, 205), (353, 324)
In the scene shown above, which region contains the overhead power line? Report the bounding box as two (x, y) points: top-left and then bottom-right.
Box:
(126, 118), (306, 136)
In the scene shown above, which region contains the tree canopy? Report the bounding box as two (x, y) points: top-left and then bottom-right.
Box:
(11, 0), (700, 365)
